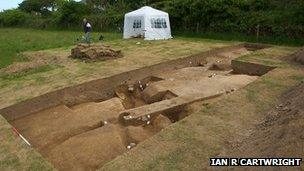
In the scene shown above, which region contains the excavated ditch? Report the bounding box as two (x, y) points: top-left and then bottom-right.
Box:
(1, 43), (274, 171)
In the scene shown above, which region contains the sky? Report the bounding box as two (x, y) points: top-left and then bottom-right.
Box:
(0, 0), (81, 11)
(0, 0), (23, 11)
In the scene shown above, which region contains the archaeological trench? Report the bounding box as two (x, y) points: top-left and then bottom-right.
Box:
(0, 43), (275, 170)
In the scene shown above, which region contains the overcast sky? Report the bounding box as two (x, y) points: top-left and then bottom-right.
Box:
(0, 0), (81, 11)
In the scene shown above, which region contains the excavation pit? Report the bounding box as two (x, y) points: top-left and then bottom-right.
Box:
(0, 43), (273, 171)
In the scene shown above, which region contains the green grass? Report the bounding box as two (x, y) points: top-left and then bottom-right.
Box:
(0, 28), (121, 69)
(174, 31), (304, 46)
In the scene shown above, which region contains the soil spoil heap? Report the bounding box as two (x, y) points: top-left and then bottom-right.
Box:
(71, 43), (122, 61)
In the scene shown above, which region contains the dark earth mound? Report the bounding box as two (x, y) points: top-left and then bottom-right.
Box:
(71, 43), (122, 61)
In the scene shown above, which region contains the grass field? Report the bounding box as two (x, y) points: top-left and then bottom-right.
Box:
(0, 28), (303, 171)
(0, 28), (238, 109)
(0, 28), (121, 69)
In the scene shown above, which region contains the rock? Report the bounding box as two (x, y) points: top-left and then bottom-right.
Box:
(141, 115), (149, 122)
(128, 85), (134, 92)
(208, 73), (217, 78)
(126, 142), (137, 149)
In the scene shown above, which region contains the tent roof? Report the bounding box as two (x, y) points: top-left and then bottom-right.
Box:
(125, 6), (168, 17)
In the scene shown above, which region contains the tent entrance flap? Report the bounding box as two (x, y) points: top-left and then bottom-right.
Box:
(123, 6), (172, 40)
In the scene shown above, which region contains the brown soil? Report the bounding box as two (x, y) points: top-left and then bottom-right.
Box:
(125, 126), (153, 143)
(115, 84), (147, 109)
(70, 43), (122, 61)
(153, 67), (258, 98)
(227, 83), (304, 157)
(12, 97), (169, 171)
(206, 47), (251, 71)
(11, 98), (125, 153)
(10, 65), (259, 170)
(6, 44), (270, 171)
(46, 125), (127, 171)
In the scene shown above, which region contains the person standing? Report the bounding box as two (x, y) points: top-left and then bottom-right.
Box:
(83, 18), (92, 44)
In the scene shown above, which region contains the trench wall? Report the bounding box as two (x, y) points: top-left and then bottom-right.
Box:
(231, 60), (276, 76)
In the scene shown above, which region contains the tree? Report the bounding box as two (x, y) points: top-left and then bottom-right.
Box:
(19, 0), (66, 14)
(55, 1), (90, 26)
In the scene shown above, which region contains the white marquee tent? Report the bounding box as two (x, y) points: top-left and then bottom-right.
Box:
(123, 6), (172, 40)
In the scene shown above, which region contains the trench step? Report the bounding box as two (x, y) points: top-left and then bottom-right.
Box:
(119, 94), (223, 126)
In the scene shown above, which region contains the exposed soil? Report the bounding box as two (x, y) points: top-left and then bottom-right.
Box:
(11, 66), (259, 170)
(11, 98), (125, 153)
(207, 47), (252, 71)
(70, 43), (122, 62)
(6, 45), (270, 171)
(227, 83), (304, 158)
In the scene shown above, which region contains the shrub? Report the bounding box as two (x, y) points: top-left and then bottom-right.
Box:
(0, 9), (30, 26)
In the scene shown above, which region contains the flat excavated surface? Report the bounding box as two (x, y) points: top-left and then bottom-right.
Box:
(154, 68), (258, 98)
(121, 67), (258, 125)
